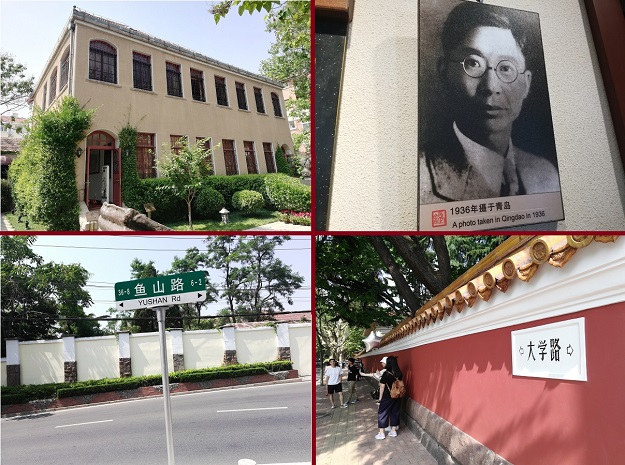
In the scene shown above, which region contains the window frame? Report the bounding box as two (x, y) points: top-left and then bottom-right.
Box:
(271, 92), (283, 117)
(136, 132), (157, 179)
(236, 81), (248, 110)
(263, 142), (277, 173)
(243, 140), (258, 174)
(132, 51), (153, 91)
(222, 139), (238, 175)
(196, 136), (214, 174)
(170, 135), (187, 155)
(190, 68), (206, 102)
(49, 67), (58, 104)
(89, 40), (118, 84)
(254, 87), (266, 114)
(166, 62), (183, 98)
(60, 48), (70, 90)
(215, 76), (229, 106)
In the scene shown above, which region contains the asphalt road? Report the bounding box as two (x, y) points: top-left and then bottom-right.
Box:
(1, 381), (312, 465)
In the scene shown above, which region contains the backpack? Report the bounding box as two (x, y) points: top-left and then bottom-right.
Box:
(390, 377), (406, 398)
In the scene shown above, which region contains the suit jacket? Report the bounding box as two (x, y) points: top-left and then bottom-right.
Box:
(419, 127), (560, 204)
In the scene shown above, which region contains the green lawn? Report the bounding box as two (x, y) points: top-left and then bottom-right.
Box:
(166, 209), (283, 231)
(2, 212), (48, 231)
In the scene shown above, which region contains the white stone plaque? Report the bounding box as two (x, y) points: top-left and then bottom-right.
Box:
(511, 317), (586, 381)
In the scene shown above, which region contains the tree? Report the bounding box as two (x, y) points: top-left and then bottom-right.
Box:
(316, 235), (508, 329)
(155, 137), (215, 231)
(1, 52), (34, 115)
(174, 236), (304, 323)
(1, 236), (98, 355)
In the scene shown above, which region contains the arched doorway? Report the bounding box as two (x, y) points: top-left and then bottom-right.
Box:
(85, 131), (121, 208)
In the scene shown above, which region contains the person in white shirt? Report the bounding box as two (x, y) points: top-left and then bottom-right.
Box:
(323, 358), (347, 409)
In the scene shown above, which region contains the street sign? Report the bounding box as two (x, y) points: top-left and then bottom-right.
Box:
(114, 271), (207, 311)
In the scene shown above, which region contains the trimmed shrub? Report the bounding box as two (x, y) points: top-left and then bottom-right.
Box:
(194, 185), (225, 218)
(1, 179), (13, 212)
(202, 174), (269, 208)
(264, 173), (311, 212)
(140, 177), (187, 222)
(232, 189), (264, 214)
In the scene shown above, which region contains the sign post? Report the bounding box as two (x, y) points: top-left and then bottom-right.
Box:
(154, 305), (175, 465)
(114, 271), (208, 465)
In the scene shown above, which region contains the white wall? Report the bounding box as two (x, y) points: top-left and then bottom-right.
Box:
(327, 0), (625, 230)
(235, 327), (278, 364)
(5, 324), (311, 385)
(75, 336), (119, 381)
(182, 330), (224, 370)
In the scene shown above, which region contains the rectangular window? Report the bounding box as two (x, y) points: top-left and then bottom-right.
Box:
(190, 69), (206, 102)
(215, 76), (228, 106)
(254, 87), (265, 113)
(170, 135), (186, 155)
(133, 52), (152, 91)
(49, 69), (57, 104)
(196, 137), (214, 175)
(236, 82), (248, 110)
(166, 62), (183, 97)
(89, 41), (117, 84)
(263, 142), (276, 173)
(271, 92), (283, 117)
(60, 49), (70, 88)
(136, 133), (156, 179)
(244, 141), (258, 174)
(222, 139), (238, 175)
(42, 85), (47, 111)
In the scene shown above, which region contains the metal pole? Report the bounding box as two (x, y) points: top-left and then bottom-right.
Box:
(155, 306), (175, 465)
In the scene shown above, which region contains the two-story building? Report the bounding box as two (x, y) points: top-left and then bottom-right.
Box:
(30, 7), (294, 208)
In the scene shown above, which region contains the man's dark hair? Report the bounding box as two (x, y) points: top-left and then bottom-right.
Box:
(441, 2), (527, 58)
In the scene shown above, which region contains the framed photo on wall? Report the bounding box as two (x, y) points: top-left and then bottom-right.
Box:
(418, 0), (565, 231)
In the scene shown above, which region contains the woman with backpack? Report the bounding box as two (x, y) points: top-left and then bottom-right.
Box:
(375, 355), (402, 439)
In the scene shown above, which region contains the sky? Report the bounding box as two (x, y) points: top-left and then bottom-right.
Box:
(27, 234), (312, 323)
(0, 0), (276, 117)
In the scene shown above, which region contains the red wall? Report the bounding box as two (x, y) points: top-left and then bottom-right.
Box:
(363, 302), (625, 465)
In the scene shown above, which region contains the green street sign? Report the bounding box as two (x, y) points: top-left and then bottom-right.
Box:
(114, 271), (207, 310)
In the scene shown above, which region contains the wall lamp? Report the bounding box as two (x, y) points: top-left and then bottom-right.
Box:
(76, 147), (83, 158)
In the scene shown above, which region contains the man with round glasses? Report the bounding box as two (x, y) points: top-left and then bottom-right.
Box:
(420, 2), (560, 203)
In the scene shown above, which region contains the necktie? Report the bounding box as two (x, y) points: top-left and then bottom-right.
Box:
(501, 152), (519, 196)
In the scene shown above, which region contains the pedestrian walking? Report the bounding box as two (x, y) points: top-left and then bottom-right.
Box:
(345, 358), (360, 404)
(324, 358), (347, 409)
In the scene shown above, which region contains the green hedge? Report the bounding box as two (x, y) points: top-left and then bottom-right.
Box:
(232, 189), (265, 214)
(264, 173), (311, 212)
(195, 185), (225, 219)
(1, 361), (293, 405)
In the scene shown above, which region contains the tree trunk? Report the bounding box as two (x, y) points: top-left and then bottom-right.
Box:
(369, 236), (422, 316)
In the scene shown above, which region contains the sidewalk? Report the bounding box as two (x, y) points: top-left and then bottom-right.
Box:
(316, 372), (436, 465)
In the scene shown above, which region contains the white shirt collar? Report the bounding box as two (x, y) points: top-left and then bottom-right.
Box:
(453, 122), (515, 195)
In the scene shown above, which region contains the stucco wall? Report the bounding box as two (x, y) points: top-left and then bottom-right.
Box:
(289, 323), (313, 376)
(75, 336), (119, 381)
(182, 330), (224, 370)
(327, 0), (625, 230)
(234, 327), (278, 364)
(19, 340), (64, 385)
(5, 324), (311, 385)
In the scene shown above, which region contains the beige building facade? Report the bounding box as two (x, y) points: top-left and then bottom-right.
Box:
(31, 8), (293, 208)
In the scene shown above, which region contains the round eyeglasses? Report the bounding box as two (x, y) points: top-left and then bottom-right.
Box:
(458, 55), (527, 84)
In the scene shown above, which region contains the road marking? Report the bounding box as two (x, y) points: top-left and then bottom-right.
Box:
(217, 407), (288, 413)
(55, 419), (113, 428)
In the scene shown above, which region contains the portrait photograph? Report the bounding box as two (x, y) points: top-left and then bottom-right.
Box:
(418, 0), (565, 231)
